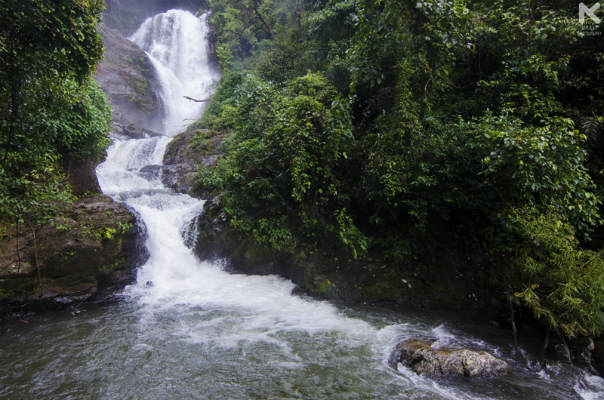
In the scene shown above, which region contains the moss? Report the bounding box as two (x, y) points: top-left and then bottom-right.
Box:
(191, 130), (224, 154)
(360, 266), (411, 302)
(120, 72), (153, 110)
(100, 258), (126, 272)
(0, 277), (38, 300)
(302, 275), (334, 297)
(43, 278), (95, 294)
(315, 278), (332, 294)
(242, 241), (273, 265)
(62, 249), (76, 262)
(132, 80), (149, 98)
(80, 219), (131, 243)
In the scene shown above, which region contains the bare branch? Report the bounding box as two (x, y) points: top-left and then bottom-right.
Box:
(184, 96), (210, 103)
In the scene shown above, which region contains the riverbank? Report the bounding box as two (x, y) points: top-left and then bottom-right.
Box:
(0, 194), (147, 319)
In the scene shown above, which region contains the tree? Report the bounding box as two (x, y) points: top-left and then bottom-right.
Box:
(199, 73), (366, 254)
(0, 0), (110, 272)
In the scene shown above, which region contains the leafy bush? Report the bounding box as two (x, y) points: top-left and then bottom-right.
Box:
(199, 73), (366, 254)
(201, 0), (604, 340)
(0, 0), (109, 227)
(497, 211), (604, 338)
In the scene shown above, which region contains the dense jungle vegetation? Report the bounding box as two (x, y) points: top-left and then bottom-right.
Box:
(0, 0), (602, 351)
(196, 0), (604, 344)
(0, 0), (110, 234)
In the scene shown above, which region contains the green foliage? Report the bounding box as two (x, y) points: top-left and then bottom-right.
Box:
(0, 0), (105, 81)
(369, 113), (600, 235)
(202, 0), (604, 339)
(207, 0), (303, 69)
(200, 70), (244, 130)
(498, 211), (604, 338)
(199, 73), (365, 254)
(0, 0), (109, 227)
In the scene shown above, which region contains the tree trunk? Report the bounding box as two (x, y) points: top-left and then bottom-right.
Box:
(15, 218), (22, 273)
(508, 295), (519, 348)
(28, 223), (43, 298)
(251, 0), (275, 40)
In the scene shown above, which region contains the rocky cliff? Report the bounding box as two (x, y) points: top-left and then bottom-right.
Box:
(96, 24), (162, 138)
(162, 124), (224, 195)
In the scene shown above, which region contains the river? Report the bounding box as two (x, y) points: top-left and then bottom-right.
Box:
(0, 9), (602, 400)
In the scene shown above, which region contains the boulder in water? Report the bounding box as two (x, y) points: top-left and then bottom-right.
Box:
(390, 339), (509, 378)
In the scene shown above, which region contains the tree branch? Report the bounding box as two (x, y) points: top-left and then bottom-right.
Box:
(184, 96), (210, 103)
(251, 0), (275, 40)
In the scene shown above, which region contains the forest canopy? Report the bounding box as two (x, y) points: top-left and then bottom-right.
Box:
(0, 0), (110, 228)
(198, 0), (604, 340)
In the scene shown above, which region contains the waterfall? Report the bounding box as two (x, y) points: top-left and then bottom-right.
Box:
(91, 9), (604, 400)
(97, 9), (372, 340)
(129, 10), (220, 136)
(1, 9), (601, 400)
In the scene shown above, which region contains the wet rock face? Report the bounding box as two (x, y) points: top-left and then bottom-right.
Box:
(162, 127), (224, 195)
(95, 24), (162, 138)
(593, 337), (603, 376)
(390, 339), (509, 378)
(63, 156), (102, 196)
(0, 195), (148, 318)
(104, 0), (203, 35)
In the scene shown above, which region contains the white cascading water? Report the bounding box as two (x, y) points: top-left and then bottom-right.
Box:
(91, 10), (604, 400)
(98, 8), (373, 351)
(129, 10), (220, 135)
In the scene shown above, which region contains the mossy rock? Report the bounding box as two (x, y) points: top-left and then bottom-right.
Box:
(390, 339), (509, 378)
(162, 125), (226, 195)
(0, 194), (147, 318)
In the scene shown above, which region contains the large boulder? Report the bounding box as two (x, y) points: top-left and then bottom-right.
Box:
(162, 126), (225, 195)
(95, 24), (163, 138)
(0, 195), (148, 318)
(63, 156), (103, 196)
(390, 339), (509, 378)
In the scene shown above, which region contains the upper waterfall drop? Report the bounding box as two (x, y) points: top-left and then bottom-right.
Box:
(130, 10), (220, 136)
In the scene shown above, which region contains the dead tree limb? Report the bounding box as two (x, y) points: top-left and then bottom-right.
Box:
(27, 221), (43, 298)
(184, 96), (210, 103)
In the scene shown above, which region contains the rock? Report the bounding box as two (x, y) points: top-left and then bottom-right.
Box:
(593, 337), (603, 376)
(104, 0), (204, 35)
(95, 24), (163, 138)
(390, 339), (509, 378)
(0, 194), (148, 318)
(162, 125), (225, 195)
(63, 156), (102, 195)
(139, 165), (163, 180)
(194, 197), (366, 301)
